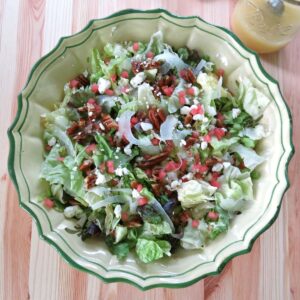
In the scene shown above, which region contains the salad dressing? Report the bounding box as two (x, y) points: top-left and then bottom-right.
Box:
(231, 0), (300, 53)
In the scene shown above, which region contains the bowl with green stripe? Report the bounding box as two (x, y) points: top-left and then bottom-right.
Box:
(8, 9), (294, 290)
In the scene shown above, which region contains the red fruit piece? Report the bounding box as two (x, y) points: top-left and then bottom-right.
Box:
(186, 87), (195, 96)
(121, 70), (129, 79)
(137, 197), (148, 206)
(43, 198), (54, 209)
(104, 89), (114, 96)
(210, 179), (221, 188)
(207, 211), (219, 221)
(91, 83), (99, 94)
(192, 219), (199, 228)
(106, 160), (115, 174)
(69, 79), (80, 89)
(133, 42), (139, 52)
(146, 51), (154, 59)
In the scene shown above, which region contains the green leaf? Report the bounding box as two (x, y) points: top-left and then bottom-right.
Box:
(142, 221), (172, 237)
(208, 205), (230, 240)
(95, 133), (113, 158)
(136, 238), (171, 263)
(112, 243), (130, 260)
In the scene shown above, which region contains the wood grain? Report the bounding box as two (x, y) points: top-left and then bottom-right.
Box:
(0, 0), (299, 299)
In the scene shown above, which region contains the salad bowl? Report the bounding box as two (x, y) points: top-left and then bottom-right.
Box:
(8, 9), (294, 290)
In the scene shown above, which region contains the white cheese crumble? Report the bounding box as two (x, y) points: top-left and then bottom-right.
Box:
(98, 78), (111, 94)
(179, 139), (187, 147)
(182, 172), (193, 181)
(124, 144), (132, 156)
(95, 169), (106, 185)
(170, 180), (182, 190)
(122, 167), (129, 175)
(232, 108), (241, 119)
(201, 141), (208, 150)
(130, 72), (146, 88)
(180, 106), (191, 115)
(193, 114), (204, 121)
(132, 189), (140, 199)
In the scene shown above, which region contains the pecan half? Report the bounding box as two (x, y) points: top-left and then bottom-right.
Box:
(74, 74), (90, 87)
(85, 172), (97, 189)
(137, 151), (170, 168)
(148, 108), (161, 131)
(180, 69), (196, 83)
(101, 113), (118, 131)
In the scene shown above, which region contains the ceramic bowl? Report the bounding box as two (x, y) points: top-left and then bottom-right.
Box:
(8, 9), (294, 290)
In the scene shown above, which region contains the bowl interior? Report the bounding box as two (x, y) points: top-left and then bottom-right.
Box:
(10, 10), (292, 288)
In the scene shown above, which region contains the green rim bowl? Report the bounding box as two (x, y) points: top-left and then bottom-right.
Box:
(7, 9), (294, 290)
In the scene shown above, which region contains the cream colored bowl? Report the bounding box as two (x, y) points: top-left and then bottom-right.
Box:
(8, 9), (294, 290)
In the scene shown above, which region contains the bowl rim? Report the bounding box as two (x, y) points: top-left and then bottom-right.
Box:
(7, 8), (294, 290)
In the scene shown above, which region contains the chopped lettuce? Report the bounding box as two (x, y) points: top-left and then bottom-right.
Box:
(114, 225), (128, 244)
(136, 238), (171, 263)
(208, 205), (230, 239)
(238, 79), (270, 120)
(180, 219), (208, 249)
(177, 180), (216, 209)
(216, 176), (253, 212)
(142, 221), (172, 237)
(230, 143), (265, 170)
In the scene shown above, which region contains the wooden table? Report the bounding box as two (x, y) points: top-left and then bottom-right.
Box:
(1, 1), (299, 299)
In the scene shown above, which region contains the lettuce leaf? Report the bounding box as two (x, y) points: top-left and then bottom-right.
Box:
(145, 31), (165, 55)
(136, 238), (171, 263)
(230, 143), (265, 170)
(238, 79), (270, 120)
(180, 219), (208, 249)
(177, 180), (217, 209)
(41, 145), (69, 185)
(142, 221), (172, 237)
(208, 205), (230, 239)
(216, 176), (253, 212)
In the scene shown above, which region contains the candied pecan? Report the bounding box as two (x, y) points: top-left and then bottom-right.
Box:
(78, 118), (86, 128)
(185, 136), (198, 147)
(148, 108), (161, 130)
(66, 122), (80, 136)
(165, 140), (175, 153)
(73, 131), (88, 142)
(180, 69), (196, 83)
(151, 183), (162, 197)
(101, 113), (118, 131)
(74, 74), (90, 87)
(131, 60), (161, 74)
(184, 114), (193, 125)
(131, 61), (144, 74)
(157, 109), (166, 122)
(126, 221), (143, 228)
(137, 151), (170, 168)
(79, 159), (93, 171)
(152, 84), (162, 98)
(85, 172), (97, 189)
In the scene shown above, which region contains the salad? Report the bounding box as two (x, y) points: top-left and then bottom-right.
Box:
(40, 31), (270, 263)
